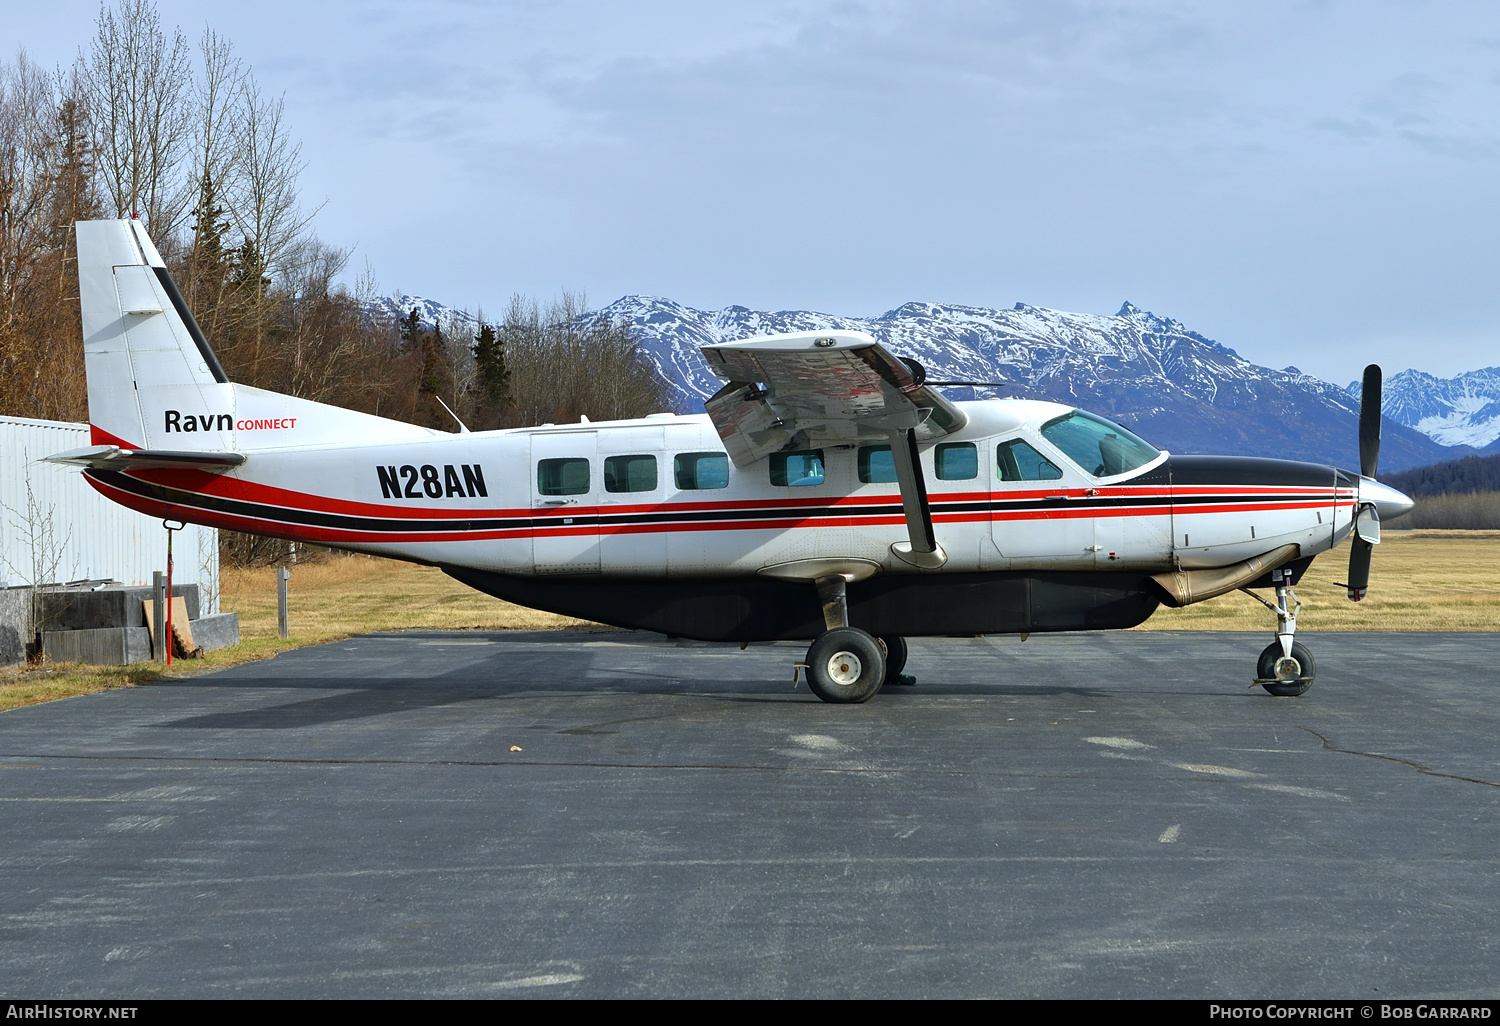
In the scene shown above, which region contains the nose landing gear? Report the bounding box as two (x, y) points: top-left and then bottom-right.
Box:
(1243, 568), (1315, 696)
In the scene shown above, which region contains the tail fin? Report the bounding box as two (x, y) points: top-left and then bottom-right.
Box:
(78, 218), (443, 453)
(77, 219), (235, 450)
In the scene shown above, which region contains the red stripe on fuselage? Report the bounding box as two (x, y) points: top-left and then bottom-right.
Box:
(120, 467), (1348, 526)
(91, 424), (140, 448)
(94, 470), (1344, 549)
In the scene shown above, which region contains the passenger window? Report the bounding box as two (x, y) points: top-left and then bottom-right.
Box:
(603, 454), (657, 493)
(857, 445), (896, 483)
(934, 442), (977, 480)
(996, 440), (1062, 482)
(537, 457), (590, 495)
(770, 450), (826, 487)
(674, 452), (729, 490)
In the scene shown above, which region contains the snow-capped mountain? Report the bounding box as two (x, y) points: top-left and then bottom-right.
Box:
(368, 294), (477, 330)
(599, 295), (1457, 472)
(373, 289), (1477, 472)
(1349, 367), (1500, 453)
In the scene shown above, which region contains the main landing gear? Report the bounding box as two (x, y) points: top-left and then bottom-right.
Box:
(1243, 567), (1315, 697)
(801, 576), (912, 703)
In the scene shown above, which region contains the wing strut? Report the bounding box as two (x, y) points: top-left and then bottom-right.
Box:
(888, 427), (946, 568)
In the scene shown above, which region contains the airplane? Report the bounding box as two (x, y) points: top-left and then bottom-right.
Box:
(47, 218), (1414, 703)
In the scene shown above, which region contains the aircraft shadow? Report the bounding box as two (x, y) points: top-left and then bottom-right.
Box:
(153, 662), (1214, 731)
(149, 628), (1260, 730)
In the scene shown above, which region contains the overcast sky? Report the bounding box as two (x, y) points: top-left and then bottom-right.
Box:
(13, 0), (1500, 384)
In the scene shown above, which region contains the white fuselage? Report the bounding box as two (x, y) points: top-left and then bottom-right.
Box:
(88, 396), (1361, 581)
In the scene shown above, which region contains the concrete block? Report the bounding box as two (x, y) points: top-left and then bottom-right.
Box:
(0, 587), (30, 666)
(42, 627), (151, 666)
(37, 584), (199, 631)
(190, 612), (239, 653)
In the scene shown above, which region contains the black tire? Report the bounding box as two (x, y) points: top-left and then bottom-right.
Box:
(806, 628), (886, 704)
(878, 635), (909, 686)
(1258, 641), (1316, 697)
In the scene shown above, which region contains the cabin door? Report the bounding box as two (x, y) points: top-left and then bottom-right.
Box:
(529, 430), (600, 574)
(989, 436), (1095, 566)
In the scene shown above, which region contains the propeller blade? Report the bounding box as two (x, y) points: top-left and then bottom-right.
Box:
(1359, 364), (1382, 479)
(1346, 536), (1373, 602)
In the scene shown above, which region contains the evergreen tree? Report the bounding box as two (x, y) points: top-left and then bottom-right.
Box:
(471, 321), (508, 428)
(419, 319), (444, 398)
(411, 313), (450, 430)
(399, 307), (423, 347)
(44, 94), (99, 251)
(186, 170), (234, 331)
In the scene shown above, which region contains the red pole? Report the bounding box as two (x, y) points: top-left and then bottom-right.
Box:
(165, 526), (173, 666)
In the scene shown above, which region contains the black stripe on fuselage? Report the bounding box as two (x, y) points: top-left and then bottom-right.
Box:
(90, 463), (1338, 539)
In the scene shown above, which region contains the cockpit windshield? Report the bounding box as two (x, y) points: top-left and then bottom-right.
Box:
(1039, 410), (1161, 478)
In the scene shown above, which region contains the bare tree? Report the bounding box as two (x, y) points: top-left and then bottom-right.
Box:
(224, 73), (323, 377)
(498, 291), (679, 427)
(183, 26), (242, 305)
(0, 54), (96, 421)
(0, 448), (78, 660)
(0, 52), (58, 333)
(84, 0), (194, 237)
(226, 75), (319, 284)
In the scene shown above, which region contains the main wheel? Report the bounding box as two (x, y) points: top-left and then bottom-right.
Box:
(1258, 641), (1316, 697)
(806, 627), (886, 704)
(878, 635), (912, 686)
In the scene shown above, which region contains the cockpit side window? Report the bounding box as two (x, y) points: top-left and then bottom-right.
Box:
(1039, 410), (1159, 477)
(996, 439), (1062, 482)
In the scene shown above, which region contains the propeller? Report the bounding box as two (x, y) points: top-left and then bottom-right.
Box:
(1346, 364), (1382, 601)
(1359, 363), (1381, 479)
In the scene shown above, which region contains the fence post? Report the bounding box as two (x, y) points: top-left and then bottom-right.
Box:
(152, 570), (166, 661)
(277, 566), (290, 640)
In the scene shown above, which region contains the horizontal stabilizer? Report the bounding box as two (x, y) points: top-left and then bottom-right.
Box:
(45, 445), (246, 472)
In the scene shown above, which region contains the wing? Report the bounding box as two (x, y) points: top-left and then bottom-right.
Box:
(700, 330), (966, 569)
(701, 330), (968, 467)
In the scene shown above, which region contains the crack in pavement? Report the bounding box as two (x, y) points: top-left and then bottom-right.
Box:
(1300, 727), (1500, 789)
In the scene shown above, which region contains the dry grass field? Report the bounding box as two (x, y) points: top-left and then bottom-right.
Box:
(1139, 529), (1500, 632)
(222, 555), (595, 642)
(3, 530), (1497, 710)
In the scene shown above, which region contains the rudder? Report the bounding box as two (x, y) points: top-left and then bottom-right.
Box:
(76, 219), (234, 451)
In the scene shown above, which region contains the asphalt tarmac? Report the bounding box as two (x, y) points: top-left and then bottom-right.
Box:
(1, 629), (1497, 999)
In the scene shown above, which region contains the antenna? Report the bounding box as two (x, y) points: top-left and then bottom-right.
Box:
(434, 394), (470, 433)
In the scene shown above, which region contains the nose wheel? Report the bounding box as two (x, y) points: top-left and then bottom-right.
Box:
(1256, 640), (1316, 697)
(1243, 568), (1315, 696)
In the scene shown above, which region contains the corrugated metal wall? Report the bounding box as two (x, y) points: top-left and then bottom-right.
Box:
(0, 417), (219, 612)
